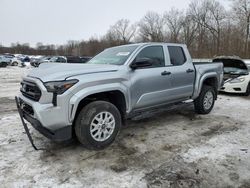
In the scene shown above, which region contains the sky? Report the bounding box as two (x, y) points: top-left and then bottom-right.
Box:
(0, 0), (231, 47)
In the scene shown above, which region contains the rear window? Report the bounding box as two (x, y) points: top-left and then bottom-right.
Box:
(168, 46), (186, 66)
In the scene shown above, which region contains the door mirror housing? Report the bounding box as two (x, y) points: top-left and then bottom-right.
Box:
(130, 58), (153, 69)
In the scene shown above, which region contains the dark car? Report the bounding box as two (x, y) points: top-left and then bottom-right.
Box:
(66, 56), (92, 63)
(49, 56), (67, 63)
(48, 56), (91, 64)
(79, 56), (92, 63)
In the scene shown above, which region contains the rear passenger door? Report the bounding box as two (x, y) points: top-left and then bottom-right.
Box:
(166, 46), (195, 100)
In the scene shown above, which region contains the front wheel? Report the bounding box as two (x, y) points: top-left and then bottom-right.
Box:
(194, 85), (216, 114)
(75, 101), (121, 149)
(244, 83), (250, 96)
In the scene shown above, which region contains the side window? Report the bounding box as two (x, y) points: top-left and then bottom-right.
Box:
(136, 46), (165, 68)
(57, 57), (66, 63)
(168, 46), (186, 66)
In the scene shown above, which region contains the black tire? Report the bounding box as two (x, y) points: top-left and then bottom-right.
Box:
(12, 62), (18, 66)
(194, 85), (216, 114)
(244, 83), (250, 96)
(75, 101), (121, 149)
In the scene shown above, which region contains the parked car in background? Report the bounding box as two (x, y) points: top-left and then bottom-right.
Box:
(11, 54), (27, 66)
(3, 53), (15, 65)
(79, 56), (92, 63)
(49, 56), (67, 63)
(30, 56), (51, 67)
(0, 55), (10, 67)
(47, 56), (91, 64)
(213, 56), (250, 96)
(66, 56), (92, 63)
(40, 56), (51, 63)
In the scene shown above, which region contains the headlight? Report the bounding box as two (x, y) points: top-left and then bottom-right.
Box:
(229, 77), (245, 83)
(44, 79), (78, 94)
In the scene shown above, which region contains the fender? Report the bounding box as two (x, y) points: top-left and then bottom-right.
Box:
(68, 83), (130, 122)
(192, 72), (218, 99)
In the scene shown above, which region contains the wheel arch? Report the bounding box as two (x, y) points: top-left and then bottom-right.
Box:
(193, 73), (219, 100)
(69, 86), (129, 125)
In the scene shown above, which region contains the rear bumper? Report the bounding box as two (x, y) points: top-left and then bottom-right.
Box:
(16, 96), (72, 142)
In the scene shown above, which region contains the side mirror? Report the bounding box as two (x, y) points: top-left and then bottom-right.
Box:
(130, 58), (153, 70)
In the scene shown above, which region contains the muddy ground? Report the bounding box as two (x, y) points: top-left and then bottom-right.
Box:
(0, 66), (250, 188)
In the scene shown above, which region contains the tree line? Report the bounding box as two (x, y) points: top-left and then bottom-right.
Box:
(1, 0), (250, 59)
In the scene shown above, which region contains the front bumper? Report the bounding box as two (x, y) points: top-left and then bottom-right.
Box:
(16, 96), (72, 146)
(220, 81), (248, 94)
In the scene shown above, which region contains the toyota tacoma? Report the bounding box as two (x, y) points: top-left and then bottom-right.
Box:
(16, 43), (223, 149)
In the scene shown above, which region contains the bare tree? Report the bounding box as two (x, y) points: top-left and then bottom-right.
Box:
(182, 14), (198, 48)
(189, 0), (226, 54)
(138, 11), (165, 42)
(106, 19), (136, 44)
(164, 8), (184, 42)
(232, 0), (250, 56)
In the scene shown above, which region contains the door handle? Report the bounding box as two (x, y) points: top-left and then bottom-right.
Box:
(186, 69), (194, 73)
(161, 71), (171, 76)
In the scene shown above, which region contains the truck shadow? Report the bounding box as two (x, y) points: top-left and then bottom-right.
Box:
(38, 103), (196, 155)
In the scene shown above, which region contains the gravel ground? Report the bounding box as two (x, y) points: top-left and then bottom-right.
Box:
(0, 66), (250, 188)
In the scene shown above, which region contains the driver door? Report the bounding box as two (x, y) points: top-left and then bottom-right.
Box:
(129, 45), (173, 110)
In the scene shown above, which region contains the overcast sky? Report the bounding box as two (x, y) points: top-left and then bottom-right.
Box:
(0, 0), (231, 47)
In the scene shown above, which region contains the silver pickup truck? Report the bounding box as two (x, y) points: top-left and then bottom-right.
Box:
(16, 43), (223, 149)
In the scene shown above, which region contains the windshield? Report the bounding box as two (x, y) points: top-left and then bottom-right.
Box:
(49, 56), (59, 62)
(87, 45), (139, 65)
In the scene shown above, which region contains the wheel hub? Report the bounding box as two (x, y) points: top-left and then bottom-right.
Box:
(90, 112), (115, 142)
(203, 91), (214, 110)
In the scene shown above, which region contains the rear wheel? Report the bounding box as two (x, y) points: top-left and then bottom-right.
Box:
(194, 85), (216, 114)
(75, 101), (121, 149)
(244, 83), (250, 96)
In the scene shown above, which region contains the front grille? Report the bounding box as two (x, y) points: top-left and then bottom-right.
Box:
(20, 81), (41, 101)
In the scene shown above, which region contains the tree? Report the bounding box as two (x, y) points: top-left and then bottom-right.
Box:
(232, 0), (250, 56)
(106, 19), (136, 44)
(189, 0), (226, 54)
(138, 11), (165, 42)
(164, 8), (185, 42)
(182, 14), (198, 48)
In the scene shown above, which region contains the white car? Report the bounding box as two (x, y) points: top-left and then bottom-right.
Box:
(213, 57), (250, 96)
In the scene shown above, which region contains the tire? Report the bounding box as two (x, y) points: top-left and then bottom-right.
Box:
(194, 85), (216, 114)
(75, 101), (121, 149)
(12, 62), (18, 66)
(244, 83), (250, 96)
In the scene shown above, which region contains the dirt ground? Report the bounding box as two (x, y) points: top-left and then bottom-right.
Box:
(0, 66), (250, 188)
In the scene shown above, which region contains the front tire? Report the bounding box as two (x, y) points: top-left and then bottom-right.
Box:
(75, 101), (121, 149)
(194, 85), (216, 114)
(244, 83), (250, 96)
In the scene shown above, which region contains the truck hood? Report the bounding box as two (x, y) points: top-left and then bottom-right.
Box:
(27, 63), (119, 82)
